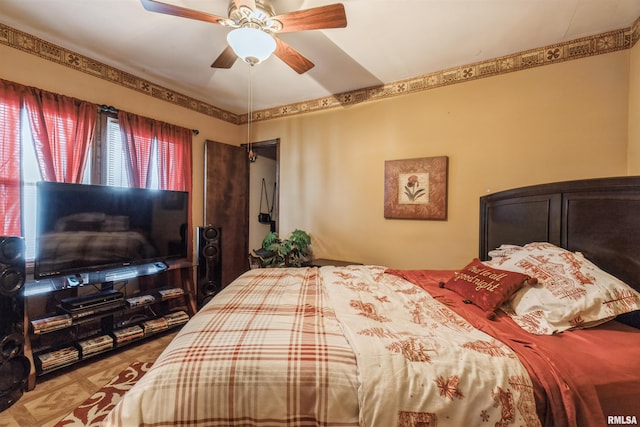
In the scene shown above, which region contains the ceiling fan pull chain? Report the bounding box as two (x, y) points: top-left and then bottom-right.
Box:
(249, 64), (253, 142)
(247, 64), (256, 162)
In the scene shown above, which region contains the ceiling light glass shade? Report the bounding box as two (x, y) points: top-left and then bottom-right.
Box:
(227, 27), (276, 65)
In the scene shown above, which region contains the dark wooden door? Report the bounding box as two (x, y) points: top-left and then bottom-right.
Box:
(204, 140), (248, 287)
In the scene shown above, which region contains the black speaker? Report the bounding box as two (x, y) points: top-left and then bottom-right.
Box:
(0, 237), (25, 299)
(0, 236), (30, 411)
(197, 226), (221, 309)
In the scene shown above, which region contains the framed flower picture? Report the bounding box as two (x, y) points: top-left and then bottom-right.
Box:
(384, 156), (448, 220)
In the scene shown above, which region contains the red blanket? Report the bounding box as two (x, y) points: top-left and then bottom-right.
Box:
(387, 269), (640, 427)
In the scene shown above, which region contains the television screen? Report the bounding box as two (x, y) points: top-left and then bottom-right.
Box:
(34, 182), (189, 280)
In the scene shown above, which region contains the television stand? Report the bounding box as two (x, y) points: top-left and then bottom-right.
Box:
(22, 260), (195, 391)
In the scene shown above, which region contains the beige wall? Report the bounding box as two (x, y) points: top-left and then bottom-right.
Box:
(249, 155), (277, 250)
(629, 40), (640, 174)
(1, 43), (633, 271)
(0, 43), (240, 264)
(251, 51), (631, 269)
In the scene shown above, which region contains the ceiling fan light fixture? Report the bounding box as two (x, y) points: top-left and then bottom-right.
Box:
(227, 27), (276, 65)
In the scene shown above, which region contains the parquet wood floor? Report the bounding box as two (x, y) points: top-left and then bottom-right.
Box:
(0, 332), (176, 427)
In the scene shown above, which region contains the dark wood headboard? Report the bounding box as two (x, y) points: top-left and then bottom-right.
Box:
(479, 176), (640, 293)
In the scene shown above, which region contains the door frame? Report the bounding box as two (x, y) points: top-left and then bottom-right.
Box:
(242, 138), (280, 236)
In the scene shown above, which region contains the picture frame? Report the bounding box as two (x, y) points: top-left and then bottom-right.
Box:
(384, 156), (449, 220)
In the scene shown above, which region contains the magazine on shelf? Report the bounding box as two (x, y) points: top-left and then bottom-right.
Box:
(158, 288), (184, 300)
(81, 345), (113, 358)
(142, 318), (169, 334)
(126, 294), (156, 307)
(164, 310), (189, 326)
(112, 325), (144, 343)
(31, 314), (72, 334)
(37, 346), (80, 370)
(78, 335), (114, 355)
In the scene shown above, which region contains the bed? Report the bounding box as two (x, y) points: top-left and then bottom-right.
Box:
(103, 176), (640, 427)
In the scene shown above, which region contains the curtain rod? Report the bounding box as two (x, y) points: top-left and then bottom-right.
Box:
(99, 104), (199, 135)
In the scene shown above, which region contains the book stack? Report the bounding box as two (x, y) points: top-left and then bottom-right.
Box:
(31, 314), (72, 334)
(164, 310), (189, 327)
(142, 317), (169, 335)
(126, 294), (156, 308)
(112, 325), (144, 344)
(37, 346), (79, 372)
(158, 288), (184, 300)
(78, 335), (114, 358)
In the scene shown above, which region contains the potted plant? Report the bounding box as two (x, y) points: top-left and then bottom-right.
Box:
(258, 229), (311, 267)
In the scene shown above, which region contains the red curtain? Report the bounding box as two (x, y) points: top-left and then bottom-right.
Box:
(125, 117), (194, 261)
(0, 77), (193, 246)
(0, 81), (23, 236)
(157, 122), (192, 192)
(118, 111), (156, 189)
(157, 122), (193, 262)
(23, 89), (96, 183)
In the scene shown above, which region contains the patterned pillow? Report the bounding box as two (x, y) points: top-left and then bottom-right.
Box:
(486, 242), (640, 334)
(443, 258), (535, 319)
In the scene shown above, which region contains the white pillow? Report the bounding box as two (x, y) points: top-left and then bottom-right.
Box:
(486, 242), (640, 335)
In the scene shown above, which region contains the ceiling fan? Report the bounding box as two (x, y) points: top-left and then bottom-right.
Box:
(140, 0), (347, 74)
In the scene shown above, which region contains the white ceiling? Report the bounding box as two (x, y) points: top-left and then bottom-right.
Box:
(1, 0), (639, 115)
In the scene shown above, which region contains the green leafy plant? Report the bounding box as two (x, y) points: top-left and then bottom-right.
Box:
(260, 229), (311, 267)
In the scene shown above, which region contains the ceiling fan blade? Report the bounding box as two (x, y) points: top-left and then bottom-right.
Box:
(211, 46), (238, 69)
(140, 0), (227, 25)
(273, 3), (347, 33)
(233, 0), (256, 10)
(274, 37), (314, 74)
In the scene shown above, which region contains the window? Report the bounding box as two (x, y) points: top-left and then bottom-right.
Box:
(104, 116), (159, 189)
(21, 110), (44, 260)
(105, 116), (128, 187)
(20, 112), (161, 260)
(1, 80), (193, 266)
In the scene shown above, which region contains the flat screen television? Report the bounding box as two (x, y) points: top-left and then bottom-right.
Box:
(34, 182), (189, 280)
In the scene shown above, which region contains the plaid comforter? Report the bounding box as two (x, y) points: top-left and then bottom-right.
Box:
(103, 267), (361, 427)
(104, 266), (539, 426)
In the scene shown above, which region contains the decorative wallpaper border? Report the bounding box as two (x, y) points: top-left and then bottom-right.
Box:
(2, 15), (639, 126)
(248, 16), (640, 124)
(0, 23), (240, 124)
